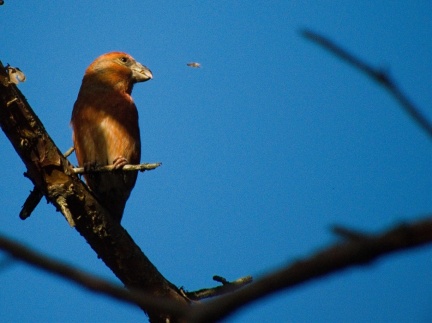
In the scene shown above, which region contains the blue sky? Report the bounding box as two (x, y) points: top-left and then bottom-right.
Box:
(1, 1), (431, 322)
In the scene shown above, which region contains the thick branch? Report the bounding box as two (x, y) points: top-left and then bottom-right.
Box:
(188, 216), (432, 322)
(300, 29), (432, 138)
(0, 61), (189, 322)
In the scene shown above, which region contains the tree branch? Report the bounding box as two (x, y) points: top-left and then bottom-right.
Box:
(3, 211), (430, 323)
(300, 29), (432, 138)
(0, 232), (255, 318)
(187, 216), (432, 322)
(184, 275), (253, 301)
(0, 234), (189, 318)
(73, 162), (162, 174)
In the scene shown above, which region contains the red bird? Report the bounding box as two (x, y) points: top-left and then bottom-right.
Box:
(71, 52), (152, 222)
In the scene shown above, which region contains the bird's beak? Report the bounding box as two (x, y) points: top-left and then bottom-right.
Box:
(131, 62), (153, 83)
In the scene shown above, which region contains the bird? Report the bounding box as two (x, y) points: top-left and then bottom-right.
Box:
(71, 52), (152, 222)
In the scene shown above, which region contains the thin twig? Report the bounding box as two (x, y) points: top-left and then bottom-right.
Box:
(72, 162), (162, 174)
(20, 147), (77, 220)
(213, 275), (230, 285)
(19, 187), (44, 220)
(300, 29), (432, 138)
(63, 147), (75, 158)
(185, 275), (253, 301)
(331, 225), (369, 241)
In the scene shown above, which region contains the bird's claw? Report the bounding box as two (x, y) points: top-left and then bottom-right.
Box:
(112, 156), (128, 169)
(83, 161), (98, 172)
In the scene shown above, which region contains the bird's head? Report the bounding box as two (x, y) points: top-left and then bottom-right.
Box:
(83, 52), (152, 93)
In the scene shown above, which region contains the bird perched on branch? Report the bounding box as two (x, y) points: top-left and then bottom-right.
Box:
(71, 52), (152, 222)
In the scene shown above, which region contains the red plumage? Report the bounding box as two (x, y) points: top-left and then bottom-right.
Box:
(71, 52), (152, 222)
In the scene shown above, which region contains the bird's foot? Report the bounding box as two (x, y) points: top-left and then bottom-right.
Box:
(83, 161), (98, 172)
(112, 156), (128, 169)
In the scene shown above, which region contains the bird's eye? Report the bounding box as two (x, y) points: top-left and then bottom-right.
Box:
(120, 56), (129, 63)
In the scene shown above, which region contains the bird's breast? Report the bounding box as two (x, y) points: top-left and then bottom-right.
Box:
(72, 94), (141, 167)
(98, 115), (140, 164)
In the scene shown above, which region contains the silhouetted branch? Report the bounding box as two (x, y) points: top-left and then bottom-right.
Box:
(4, 211), (430, 323)
(0, 229), (253, 312)
(188, 216), (432, 322)
(184, 275), (253, 301)
(0, 234), (189, 317)
(331, 225), (369, 241)
(19, 186), (44, 220)
(300, 29), (432, 138)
